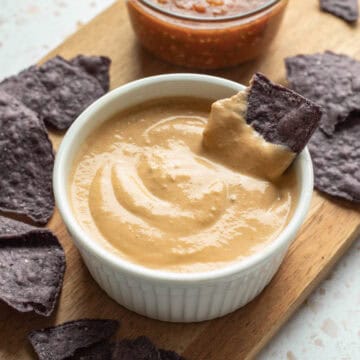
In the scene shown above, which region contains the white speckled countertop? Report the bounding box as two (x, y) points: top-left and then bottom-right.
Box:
(0, 1), (359, 359)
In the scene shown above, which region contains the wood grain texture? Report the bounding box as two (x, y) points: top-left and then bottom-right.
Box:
(1, 1), (359, 359)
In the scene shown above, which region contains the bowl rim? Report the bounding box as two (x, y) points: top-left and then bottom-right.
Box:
(53, 73), (313, 285)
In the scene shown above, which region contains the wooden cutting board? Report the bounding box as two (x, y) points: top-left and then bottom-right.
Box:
(1, 1), (359, 359)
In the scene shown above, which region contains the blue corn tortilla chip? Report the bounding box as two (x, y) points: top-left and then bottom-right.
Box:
(70, 55), (111, 92)
(112, 337), (185, 360)
(285, 51), (360, 135)
(309, 114), (360, 202)
(29, 320), (184, 360)
(0, 55), (110, 130)
(36, 56), (105, 130)
(0, 215), (65, 316)
(72, 341), (114, 359)
(0, 90), (54, 224)
(0, 66), (58, 123)
(320, 0), (358, 22)
(246, 73), (322, 153)
(159, 349), (185, 360)
(112, 336), (160, 360)
(28, 319), (119, 360)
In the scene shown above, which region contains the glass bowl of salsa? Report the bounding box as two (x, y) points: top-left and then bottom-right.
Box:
(126, 0), (288, 69)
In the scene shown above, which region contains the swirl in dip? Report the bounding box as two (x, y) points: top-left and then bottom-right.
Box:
(70, 96), (297, 272)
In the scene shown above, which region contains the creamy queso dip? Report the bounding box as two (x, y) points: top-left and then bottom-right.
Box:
(70, 97), (298, 272)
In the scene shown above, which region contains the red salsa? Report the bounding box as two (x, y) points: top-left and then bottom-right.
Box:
(127, 0), (288, 69)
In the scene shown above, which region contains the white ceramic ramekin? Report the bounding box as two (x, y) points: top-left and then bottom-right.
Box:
(54, 74), (313, 322)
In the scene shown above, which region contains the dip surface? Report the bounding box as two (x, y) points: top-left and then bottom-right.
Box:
(70, 97), (297, 272)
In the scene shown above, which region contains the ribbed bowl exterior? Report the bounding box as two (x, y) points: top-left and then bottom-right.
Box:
(77, 243), (289, 322)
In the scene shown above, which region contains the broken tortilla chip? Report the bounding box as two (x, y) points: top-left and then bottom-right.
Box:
(70, 55), (111, 92)
(112, 336), (160, 360)
(320, 0), (358, 22)
(0, 215), (65, 316)
(286, 51), (360, 135)
(0, 66), (58, 124)
(309, 114), (360, 202)
(159, 348), (185, 360)
(36, 56), (105, 130)
(0, 90), (54, 224)
(28, 319), (119, 360)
